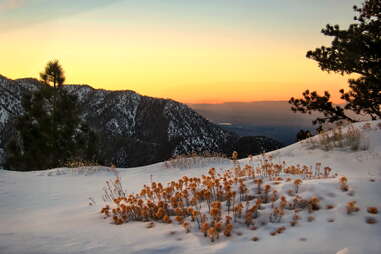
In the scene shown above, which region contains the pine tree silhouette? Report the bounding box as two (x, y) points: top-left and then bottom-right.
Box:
(6, 61), (98, 170)
(289, 0), (381, 127)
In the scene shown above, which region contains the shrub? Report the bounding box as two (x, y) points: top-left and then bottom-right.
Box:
(65, 160), (100, 168)
(98, 157), (345, 243)
(165, 152), (230, 169)
(305, 124), (367, 151)
(339, 176), (349, 192)
(365, 217), (377, 224)
(251, 236), (259, 241)
(367, 207), (378, 214)
(346, 201), (360, 215)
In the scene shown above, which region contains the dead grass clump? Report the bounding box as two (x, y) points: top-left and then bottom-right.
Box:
(339, 176), (349, 192)
(251, 236), (259, 241)
(201, 222), (209, 237)
(306, 124), (365, 151)
(99, 157), (340, 243)
(276, 226), (286, 234)
(102, 177), (126, 203)
(165, 152), (230, 169)
(183, 222), (191, 233)
(346, 201), (360, 215)
(224, 223), (233, 237)
(207, 227), (219, 242)
(367, 207), (378, 214)
(294, 179), (302, 193)
(365, 217), (378, 224)
(163, 215), (172, 224)
(65, 160), (100, 168)
(308, 197), (320, 212)
(346, 125), (362, 150)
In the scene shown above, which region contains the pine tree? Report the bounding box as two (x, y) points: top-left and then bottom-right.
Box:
(5, 61), (98, 171)
(39, 60), (65, 89)
(289, 0), (381, 127)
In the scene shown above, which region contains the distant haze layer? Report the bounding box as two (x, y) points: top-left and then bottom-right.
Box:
(189, 101), (368, 145)
(189, 101), (316, 127)
(189, 101), (318, 145)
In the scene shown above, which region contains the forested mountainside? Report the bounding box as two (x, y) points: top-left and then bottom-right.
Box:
(0, 75), (281, 168)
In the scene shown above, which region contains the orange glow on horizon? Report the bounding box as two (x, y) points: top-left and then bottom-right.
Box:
(0, 12), (351, 105)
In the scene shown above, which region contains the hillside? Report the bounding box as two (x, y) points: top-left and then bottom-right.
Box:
(0, 75), (238, 167)
(0, 76), (285, 168)
(0, 121), (380, 254)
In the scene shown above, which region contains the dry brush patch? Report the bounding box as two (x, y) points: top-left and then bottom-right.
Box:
(164, 152), (230, 169)
(98, 154), (363, 243)
(303, 124), (370, 151)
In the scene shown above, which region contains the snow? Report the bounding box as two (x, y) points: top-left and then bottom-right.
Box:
(1, 76), (234, 166)
(336, 248), (349, 254)
(0, 121), (380, 254)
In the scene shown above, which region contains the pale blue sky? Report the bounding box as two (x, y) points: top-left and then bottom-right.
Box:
(0, 0), (362, 32)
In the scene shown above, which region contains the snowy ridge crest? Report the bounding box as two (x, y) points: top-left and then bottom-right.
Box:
(0, 75), (237, 167)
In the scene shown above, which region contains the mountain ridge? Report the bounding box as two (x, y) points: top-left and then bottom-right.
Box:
(0, 75), (281, 168)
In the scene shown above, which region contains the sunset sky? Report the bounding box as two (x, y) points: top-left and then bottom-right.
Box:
(0, 0), (361, 103)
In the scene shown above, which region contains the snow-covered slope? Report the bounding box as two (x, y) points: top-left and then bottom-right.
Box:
(0, 121), (380, 254)
(0, 75), (284, 168)
(0, 75), (239, 167)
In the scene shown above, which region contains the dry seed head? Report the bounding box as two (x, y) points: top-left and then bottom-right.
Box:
(365, 217), (378, 224)
(251, 236), (259, 241)
(339, 176), (348, 184)
(294, 179), (302, 185)
(207, 227), (217, 241)
(367, 207), (378, 214)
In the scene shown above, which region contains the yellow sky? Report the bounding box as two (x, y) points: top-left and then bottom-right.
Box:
(0, 2), (352, 104)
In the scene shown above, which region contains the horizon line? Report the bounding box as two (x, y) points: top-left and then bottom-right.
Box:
(1, 74), (344, 105)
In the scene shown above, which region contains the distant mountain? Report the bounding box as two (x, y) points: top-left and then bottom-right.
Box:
(0, 75), (282, 168)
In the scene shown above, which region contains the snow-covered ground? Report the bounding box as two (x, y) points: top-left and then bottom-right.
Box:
(0, 121), (380, 254)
